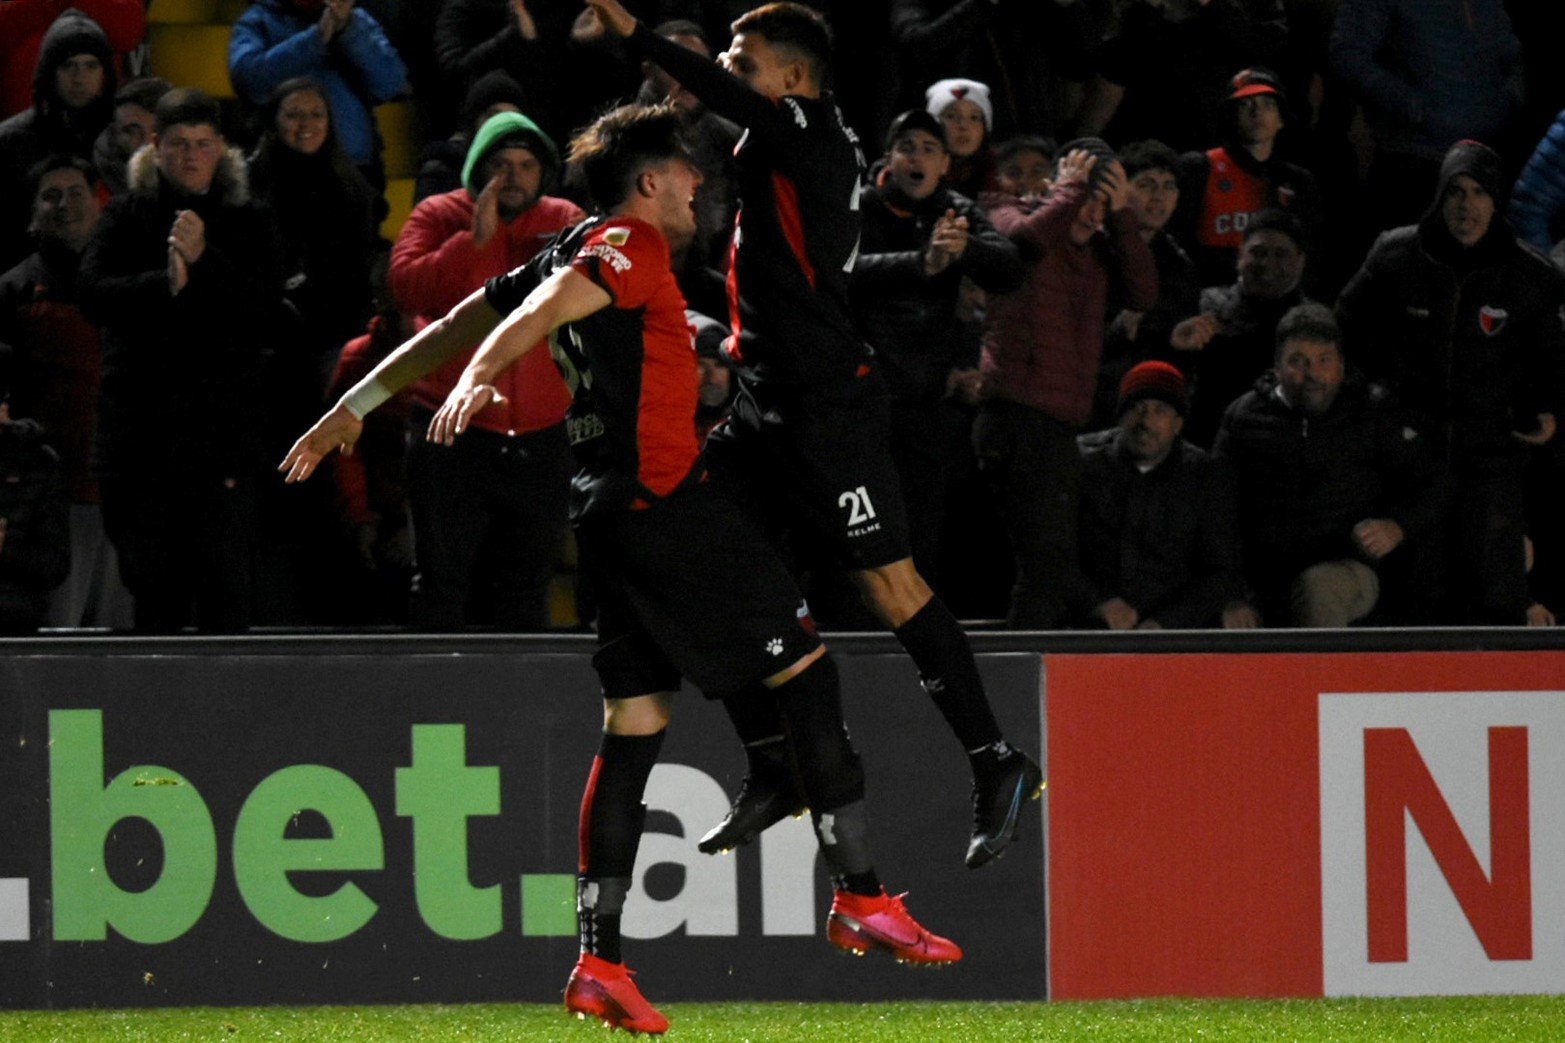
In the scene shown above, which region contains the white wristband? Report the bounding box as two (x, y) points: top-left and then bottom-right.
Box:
(341, 377), (393, 420)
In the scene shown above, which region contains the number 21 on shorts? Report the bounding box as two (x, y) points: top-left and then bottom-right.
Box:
(838, 485), (876, 528)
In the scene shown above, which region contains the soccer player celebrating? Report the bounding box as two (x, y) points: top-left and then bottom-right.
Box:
(281, 102), (960, 1036)
(580, 0), (1042, 869)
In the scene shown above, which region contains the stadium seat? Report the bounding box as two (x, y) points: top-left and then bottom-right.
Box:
(146, 0), (222, 26)
(148, 25), (236, 99)
(381, 177), (416, 241)
(376, 100), (420, 180)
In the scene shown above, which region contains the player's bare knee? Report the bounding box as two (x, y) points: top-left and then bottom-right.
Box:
(603, 692), (675, 735)
(852, 558), (932, 628)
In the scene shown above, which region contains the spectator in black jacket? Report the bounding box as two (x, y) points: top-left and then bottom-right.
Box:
(0, 364), (70, 634)
(852, 108), (1021, 583)
(1068, 361), (1246, 630)
(1213, 304), (1448, 627)
(1337, 140), (1565, 624)
(78, 89), (283, 633)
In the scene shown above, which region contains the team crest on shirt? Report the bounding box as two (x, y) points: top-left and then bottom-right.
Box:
(1478, 305), (1508, 336)
(603, 226), (631, 247)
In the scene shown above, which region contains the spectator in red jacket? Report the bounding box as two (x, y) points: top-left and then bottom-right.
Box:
(975, 138), (1158, 628)
(387, 110), (584, 630)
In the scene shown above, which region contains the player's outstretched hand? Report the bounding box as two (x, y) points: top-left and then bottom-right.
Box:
(428, 381), (507, 445)
(279, 403), (363, 483)
(582, 0), (636, 37)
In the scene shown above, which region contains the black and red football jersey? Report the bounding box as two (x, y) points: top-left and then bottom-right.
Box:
(630, 23), (871, 388)
(485, 215), (701, 520)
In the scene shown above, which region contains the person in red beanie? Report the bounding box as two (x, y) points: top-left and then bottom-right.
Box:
(1066, 360), (1249, 629)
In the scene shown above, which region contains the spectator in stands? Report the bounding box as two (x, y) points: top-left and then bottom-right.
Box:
(91, 77), (171, 197)
(228, 0), (407, 192)
(1169, 208), (1310, 448)
(690, 309), (733, 443)
(1094, 139), (1202, 428)
(993, 136), (1054, 202)
(0, 0), (144, 120)
(325, 273), (414, 624)
(1172, 67), (1322, 288)
(413, 69), (527, 204)
(853, 108), (1022, 583)
(975, 140), (1157, 628)
(1510, 111), (1565, 255)
(249, 76), (377, 393)
(1330, 0), (1521, 230)
(1077, 0), (1283, 153)
(1337, 140), (1565, 624)
(78, 88), (283, 633)
(0, 8), (118, 270)
(926, 78), (998, 199)
(1067, 361), (1246, 630)
(0, 155), (131, 628)
(1213, 304), (1448, 627)
(889, 0), (1099, 139)
(635, 19), (739, 285)
(386, 110), (583, 631)
(0, 368), (70, 634)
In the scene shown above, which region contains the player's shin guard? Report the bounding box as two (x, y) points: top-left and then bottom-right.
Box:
(774, 655), (880, 895)
(577, 730), (663, 963)
(893, 596), (1003, 752)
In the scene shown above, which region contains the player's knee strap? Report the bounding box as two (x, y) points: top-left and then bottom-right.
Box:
(593, 632), (681, 701)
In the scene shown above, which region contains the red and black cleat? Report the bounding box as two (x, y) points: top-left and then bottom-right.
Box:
(826, 889), (963, 966)
(563, 953), (669, 1035)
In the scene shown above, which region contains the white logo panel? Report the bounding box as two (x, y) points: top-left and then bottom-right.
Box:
(1319, 692), (1565, 996)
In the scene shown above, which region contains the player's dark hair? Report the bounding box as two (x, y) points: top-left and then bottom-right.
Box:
(27, 153), (99, 200)
(115, 76), (173, 113)
(731, 3), (832, 88)
(994, 135), (1056, 167)
(568, 102), (690, 210)
(1119, 139), (1180, 179)
(1274, 302), (1341, 354)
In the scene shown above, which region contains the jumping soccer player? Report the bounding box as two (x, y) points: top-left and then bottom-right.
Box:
(581, 0), (1042, 869)
(280, 102), (960, 1036)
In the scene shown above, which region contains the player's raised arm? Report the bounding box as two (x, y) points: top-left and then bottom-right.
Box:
(279, 287), (503, 482)
(427, 267), (612, 445)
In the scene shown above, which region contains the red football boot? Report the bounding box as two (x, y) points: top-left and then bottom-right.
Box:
(563, 953), (669, 1034)
(826, 889), (963, 965)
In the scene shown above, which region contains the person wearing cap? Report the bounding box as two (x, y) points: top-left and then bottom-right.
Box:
(228, 0), (407, 189)
(1171, 67), (1322, 289)
(78, 88), (284, 633)
(386, 110), (583, 631)
(976, 137), (1158, 628)
(0, 8), (120, 270)
(1067, 360), (1245, 630)
(854, 107), (1021, 585)
(1337, 139), (1565, 624)
(1213, 303), (1448, 627)
(925, 77), (1000, 200)
(1169, 207), (1311, 449)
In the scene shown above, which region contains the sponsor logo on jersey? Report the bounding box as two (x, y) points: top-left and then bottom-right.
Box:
(566, 413), (606, 444)
(783, 97), (808, 129)
(580, 242), (633, 273)
(1478, 305), (1508, 336)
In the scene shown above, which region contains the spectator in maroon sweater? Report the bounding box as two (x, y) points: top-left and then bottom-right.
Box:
(975, 138), (1158, 628)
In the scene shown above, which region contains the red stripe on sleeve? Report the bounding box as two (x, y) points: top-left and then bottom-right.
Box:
(772, 172), (816, 289)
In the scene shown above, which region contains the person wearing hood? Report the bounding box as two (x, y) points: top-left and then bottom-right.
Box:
(1171, 67), (1322, 289)
(1212, 303), (1448, 627)
(228, 0), (407, 189)
(0, 0), (144, 119)
(853, 108), (1020, 586)
(0, 153), (132, 629)
(77, 88), (284, 633)
(1338, 140), (1565, 624)
(0, 7), (119, 270)
(386, 110), (583, 631)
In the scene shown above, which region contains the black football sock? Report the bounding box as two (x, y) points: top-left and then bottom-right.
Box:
(577, 730), (663, 962)
(721, 685), (790, 779)
(892, 596), (1004, 755)
(772, 655), (880, 894)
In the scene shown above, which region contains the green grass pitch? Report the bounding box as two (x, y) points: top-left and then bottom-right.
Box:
(4, 998), (1565, 1042)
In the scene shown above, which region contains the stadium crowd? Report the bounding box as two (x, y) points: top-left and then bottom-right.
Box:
(1, 0), (1563, 634)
